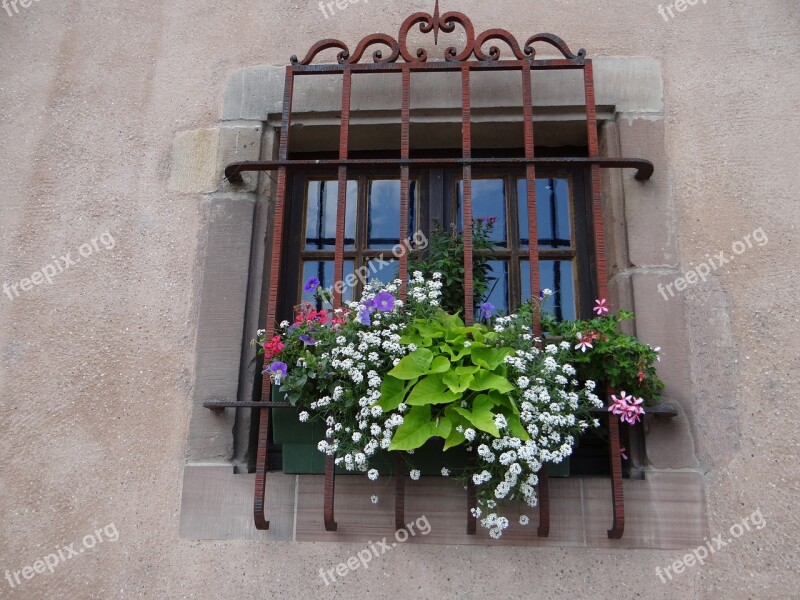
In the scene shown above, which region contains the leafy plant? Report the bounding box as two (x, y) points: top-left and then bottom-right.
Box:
(541, 308), (663, 405)
(410, 218), (496, 316)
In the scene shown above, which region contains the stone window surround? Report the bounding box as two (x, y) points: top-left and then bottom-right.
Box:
(169, 57), (707, 546)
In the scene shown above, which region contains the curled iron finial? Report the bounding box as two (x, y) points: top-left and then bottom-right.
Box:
(290, 3), (588, 66)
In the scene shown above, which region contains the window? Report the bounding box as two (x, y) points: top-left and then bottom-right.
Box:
(282, 163), (595, 324)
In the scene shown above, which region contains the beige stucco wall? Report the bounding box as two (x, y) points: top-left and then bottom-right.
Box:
(0, 1), (798, 598)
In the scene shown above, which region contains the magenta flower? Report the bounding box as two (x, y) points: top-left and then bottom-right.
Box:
(593, 298), (610, 316)
(373, 291), (395, 312)
(608, 391), (645, 425)
(620, 447), (628, 461)
(575, 332), (593, 353)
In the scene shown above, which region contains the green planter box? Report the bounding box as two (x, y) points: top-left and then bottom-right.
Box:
(271, 389), (570, 477)
(273, 406), (469, 475)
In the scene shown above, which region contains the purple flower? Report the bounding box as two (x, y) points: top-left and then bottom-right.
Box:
(357, 306), (372, 326)
(480, 301), (494, 320)
(373, 291), (395, 312)
(304, 277), (321, 292)
(299, 334), (317, 346)
(265, 361), (288, 384)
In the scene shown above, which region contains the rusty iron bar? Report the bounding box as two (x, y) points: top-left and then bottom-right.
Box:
(584, 59), (625, 539)
(537, 464), (550, 537)
(253, 66), (295, 532)
(226, 157), (654, 184)
(394, 453), (406, 531)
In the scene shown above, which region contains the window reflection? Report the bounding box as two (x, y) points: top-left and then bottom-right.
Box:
(457, 179), (507, 247)
(517, 178), (571, 248)
(520, 260), (576, 321)
(367, 180), (417, 250)
(305, 180), (357, 250)
(301, 260), (355, 307)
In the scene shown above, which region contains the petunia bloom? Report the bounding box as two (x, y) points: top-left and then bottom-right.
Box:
(357, 306), (372, 326)
(299, 334), (317, 346)
(593, 298), (610, 315)
(265, 361), (288, 385)
(480, 301), (494, 320)
(304, 277), (321, 292)
(373, 291), (396, 312)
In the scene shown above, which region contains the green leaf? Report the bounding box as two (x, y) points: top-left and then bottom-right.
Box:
(389, 405), (439, 451)
(377, 375), (408, 411)
(469, 370), (514, 394)
(406, 374), (460, 406)
(442, 370), (475, 394)
(471, 347), (512, 370)
(427, 355), (451, 374)
(389, 348), (434, 380)
(506, 413), (531, 441)
(452, 395), (500, 437)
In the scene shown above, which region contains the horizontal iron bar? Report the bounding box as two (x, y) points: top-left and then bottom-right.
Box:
(226, 157), (654, 183)
(291, 59), (586, 75)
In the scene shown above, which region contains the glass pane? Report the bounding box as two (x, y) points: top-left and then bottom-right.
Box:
(478, 260), (509, 318)
(301, 260), (354, 307)
(520, 260), (576, 321)
(367, 180), (417, 249)
(457, 179), (507, 247)
(305, 180), (357, 250)
(365, 259), (399, 286)
(517, 178), (571, 248)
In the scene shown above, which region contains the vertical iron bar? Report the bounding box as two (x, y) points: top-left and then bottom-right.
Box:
(324, 66), (352, 533)
(254, 67), (295, 531)
(537, 464), (550, 537)
(462, 64), (477, 536)
(399, 66), (411, 301)
(584, 59), (624, 539)
(521, 63), (541, 337)
(461, 64), (474, 327)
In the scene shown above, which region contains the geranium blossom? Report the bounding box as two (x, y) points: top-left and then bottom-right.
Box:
(593, 298), (610, 315)
(608, 391), (645, 425)
(575, 332), (594, 353)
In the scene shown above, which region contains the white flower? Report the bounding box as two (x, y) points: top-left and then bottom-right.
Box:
(464, 428), (476, 442)
(441, 467), (450, 477)
(494, 414), (508, 430)
(371, 495), (379, 504)
(352, 432), (362, 443)
(298, 411), (309, 422)
(368, 469), (379, 481)
(519, 515), (530, 526)
(410, 469), (421, 481)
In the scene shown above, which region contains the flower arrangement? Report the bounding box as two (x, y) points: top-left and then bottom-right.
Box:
(256, 219), (663, 539)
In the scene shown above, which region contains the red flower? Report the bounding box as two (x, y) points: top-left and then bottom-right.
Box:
(263, 335), (285, 360)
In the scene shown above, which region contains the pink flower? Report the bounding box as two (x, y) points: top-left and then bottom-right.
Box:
(620, 447), (628, 461)
(575, 332), (593, 353)
(593, 298), (610, 315)
(608, 391), (645, 425)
